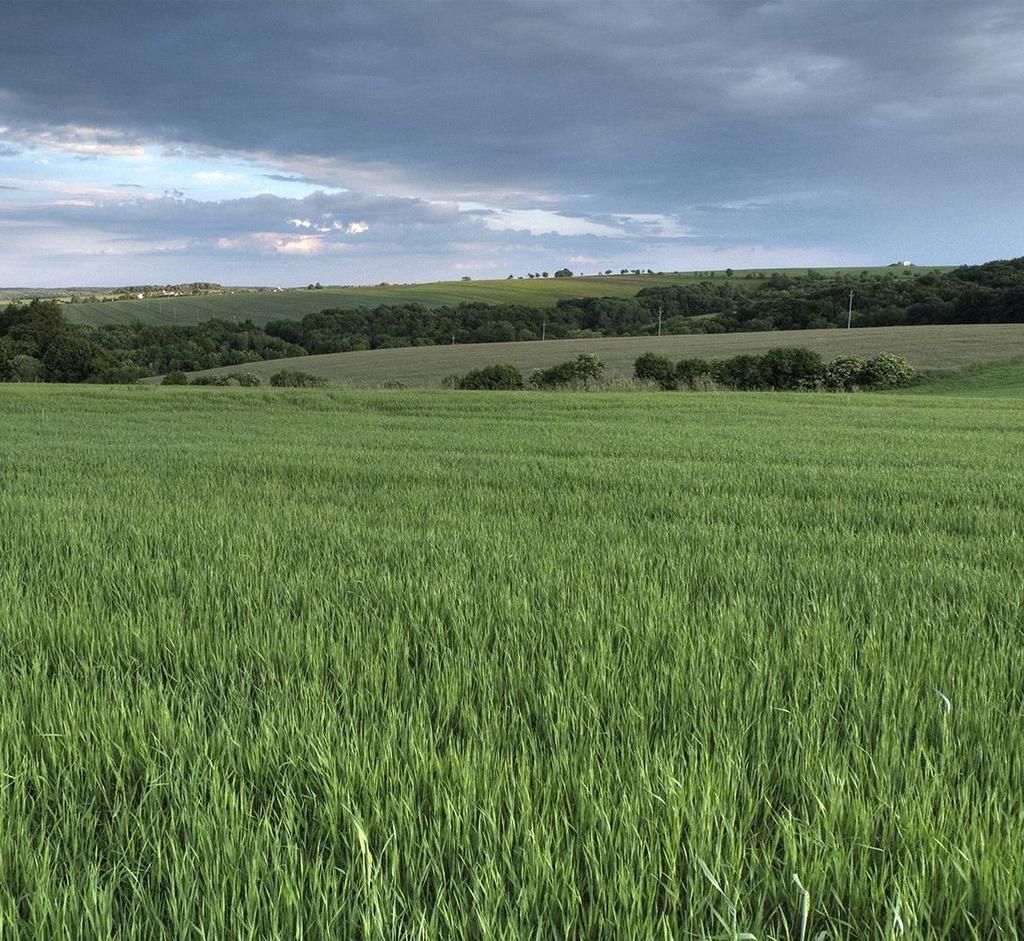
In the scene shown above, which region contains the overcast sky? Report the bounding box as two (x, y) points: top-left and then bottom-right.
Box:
(1, 0), (1022, 286)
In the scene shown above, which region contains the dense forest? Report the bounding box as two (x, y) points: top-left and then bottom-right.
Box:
(2, 258), (1022, 381)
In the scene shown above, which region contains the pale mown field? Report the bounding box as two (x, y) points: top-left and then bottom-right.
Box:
(1, 383), (1022, 937)
(191, 323), (1024, 387)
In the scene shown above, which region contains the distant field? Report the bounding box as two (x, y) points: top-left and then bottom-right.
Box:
(2, 384), (1022, 935)
(61, 266), (951, 327)
(189, 323), (1024, 387)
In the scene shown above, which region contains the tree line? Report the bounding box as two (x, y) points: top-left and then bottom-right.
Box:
(2, 257), (1021, 383)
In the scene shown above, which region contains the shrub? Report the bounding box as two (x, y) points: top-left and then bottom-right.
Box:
(269, 369), (328, 388)
(382, 379), (406, 389)
(94, 365), (144, 384)
(572, 353), (605, 384)
(675, 358), (713, 388)
(758, 347), (824, 389)
(822, 356), (868, 391)
(457, 363), (524, 390)
(711, 353), (766, 390)
(8, 355), (44, 382)
(530, 361), (578, 388)
(634, 353), (676, 389)
(161, 370), (190, 385)
(861, 353), (919, 388)
(232, 372), (262, 387)
(440, 374), (461, 389)
(530, 353), (606, 389)
(190, 374), (234, 386)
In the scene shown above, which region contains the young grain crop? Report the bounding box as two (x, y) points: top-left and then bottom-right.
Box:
(0, 385), (1021, 938)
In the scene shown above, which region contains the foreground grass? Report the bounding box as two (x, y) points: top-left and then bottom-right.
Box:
(188, 323), (1024, 387)
(1, 385), (1022, 938)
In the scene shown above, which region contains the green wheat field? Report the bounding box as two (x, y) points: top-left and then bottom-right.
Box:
(2, 383), (1022, 938)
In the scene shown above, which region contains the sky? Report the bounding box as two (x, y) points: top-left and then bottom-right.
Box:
(1, 0), (1022, 287)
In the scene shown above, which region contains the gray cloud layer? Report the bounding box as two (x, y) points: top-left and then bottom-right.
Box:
(1, 0), (1022, 282)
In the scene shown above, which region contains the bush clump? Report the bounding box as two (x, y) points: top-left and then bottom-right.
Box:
(822, 356), (868, 391)
(530, 353), (605, 389)
(161, 370), (189, 385)
(232, 372), (262, 387)
(861, 353), (919, 388)
(637, 347), (917, 392)
(457, 363), (524, 390)
(269, 369), (328, 388)
(189, 374), (234, 386)
(674, 358), (714, 389)
(633, 352), (676, 389)
(758, 347), (824, 389)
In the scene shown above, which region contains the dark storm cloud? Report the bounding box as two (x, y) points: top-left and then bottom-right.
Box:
(1, 0), (1022, 281)
(2, 0), (1022, 199)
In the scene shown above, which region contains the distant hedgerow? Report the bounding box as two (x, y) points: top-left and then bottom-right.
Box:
(530, 353), (606, 389)
(637, 348), (917, 392)
(269, 369), (328, 388)
(457, 364), (524, 390)
(633, 352), (676, 389)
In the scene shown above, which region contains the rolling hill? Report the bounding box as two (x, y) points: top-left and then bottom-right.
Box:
(185, 323), (1024, 388)
(62, 266), (951, 327)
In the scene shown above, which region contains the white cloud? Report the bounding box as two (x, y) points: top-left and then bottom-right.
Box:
(6, 124), (146, 157)
(479, 208), (626, 237)
(610, 213), (696, 238)
(194, 170), (245, 183)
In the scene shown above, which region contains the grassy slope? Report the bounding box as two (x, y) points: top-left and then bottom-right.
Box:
(189, 323), (1024, 387)
(1, 384), (1022, 936)
(907, 357), (1024, 396)
(62, 266), (951, 327)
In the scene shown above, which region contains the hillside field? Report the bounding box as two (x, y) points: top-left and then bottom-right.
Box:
(189, 322), (1024, 386)
(61, 266), (951, 327)
(1, 383), (1022, 936)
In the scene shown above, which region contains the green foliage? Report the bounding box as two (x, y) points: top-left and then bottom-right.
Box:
(822, 356), (869, 391)
(189, 374), (235, 386)
(161, 370), (189, 385)
(674, 358), (713, 388)
(7, 354), (43, 382)
(1, 385), (1022, 936)
(757, 346), (824, 389)
(456, 363), (524, 390)
(633, 352), (676, 389)
(861, 353), (920, 388)
(269, 368), (328, 388)
(530, 353), (606, 389)
(650, 348), (904, 392)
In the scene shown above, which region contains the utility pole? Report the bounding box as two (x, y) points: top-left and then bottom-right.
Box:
(541, 319), (546, 341)
(451, 333), (456, 345)
(657, 306), (663, 337)
(847, 290), (854, 330)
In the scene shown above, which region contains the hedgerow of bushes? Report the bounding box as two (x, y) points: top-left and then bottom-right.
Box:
(450, 354), (609, 391)
(634, 348), (919, 390)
